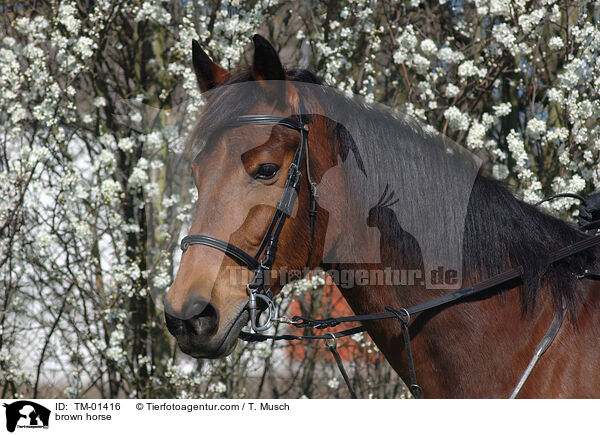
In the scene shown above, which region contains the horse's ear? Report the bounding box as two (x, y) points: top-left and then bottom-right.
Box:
(251, 34), (297, 109)
(192, 40), (230, 93)
(251, 34), (286, 81)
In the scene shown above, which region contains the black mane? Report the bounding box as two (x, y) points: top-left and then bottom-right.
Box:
(464, 176), (596, 314)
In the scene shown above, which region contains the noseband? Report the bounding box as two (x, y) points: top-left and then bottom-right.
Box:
(180, 103), (318, 332)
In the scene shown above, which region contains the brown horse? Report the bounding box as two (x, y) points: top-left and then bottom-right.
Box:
(164, 35), (600, 398)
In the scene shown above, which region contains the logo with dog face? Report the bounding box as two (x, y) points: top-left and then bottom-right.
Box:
(2, 401), (50, 432)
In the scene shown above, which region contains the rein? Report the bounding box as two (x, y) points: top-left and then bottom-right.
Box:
(181, 101), (600, 398)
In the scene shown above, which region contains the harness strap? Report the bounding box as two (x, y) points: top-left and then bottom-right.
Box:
(386, 306), (423, 399)
(509, 305), (567, 398)
(254, 209), (282, 261)
(291, 234), (600, 329)
(239, 325), (366, 342)
(535, 193), (587, 206)
(576, 269), (600, 280)
(303, 108), (318, 269)
(305, 203), (317, 268)
(180, 114), (308, 268)
(323, 333), (358, 399)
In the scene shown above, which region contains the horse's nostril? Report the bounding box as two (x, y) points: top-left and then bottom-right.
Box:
(164, 298), (219, 337)
(190, 302), (219, 334)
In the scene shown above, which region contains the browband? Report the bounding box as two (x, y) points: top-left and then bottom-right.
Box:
(223, 115), (305, 131)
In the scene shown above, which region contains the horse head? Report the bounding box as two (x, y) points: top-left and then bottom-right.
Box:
(164, 35), (334, 358)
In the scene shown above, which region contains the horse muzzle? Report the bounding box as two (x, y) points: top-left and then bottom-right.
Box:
(164, 297), (248, 358)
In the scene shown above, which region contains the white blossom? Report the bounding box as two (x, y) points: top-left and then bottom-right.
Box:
(420, 39), (437, 56)
(493, 23), (516, 50)
(507, 130), (528, 167)
(518, 8), (545, 33)
(74, 36), (95, 58)
(118, 137), (135, 152)
(208, 382), (227, 394)
(100, 179), (121, 202)
(489, 0), (512, 16)
(547, 36), (564, 51)
(558, 59), (586, 88)
(106, 326), (126, 362)
(493, 164), (509, 179)
(437, 46), (464, 64)
(458, 60), (486, 79)
(549, 5), (561, 22)
(445, 83), (460, 98)
(145, 131), (162, 150)
(467, 122), (487, 149)
(129, 158), (150, 188)
(493, 102), (512, 117)
(547, 88), (563, 104)
(57, 3), (80, 34)
(526, 118), (547, 140)
(327, 377), (340, 389)
(546, 127), (569, 144)
(443, 106), (470, 131)
(397, 25), (417, 50)
(135, 0), (171, 25)
(93, 97), (106, 108)
(569, 174), (586, 192)
(412, 54), (430, 73)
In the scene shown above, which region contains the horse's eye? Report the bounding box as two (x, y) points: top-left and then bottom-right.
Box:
(253, 163), (279, 180)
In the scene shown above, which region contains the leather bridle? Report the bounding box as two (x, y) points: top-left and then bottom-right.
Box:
(180, 101), (318, 332)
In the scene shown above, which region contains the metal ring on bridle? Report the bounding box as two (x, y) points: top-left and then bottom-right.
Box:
(255, 293), (275, 331)
(398, 307), (410, 325)
(247, 286), (276, 332)
(385, 305), (411, 325)
(324, 332), (337, 349)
